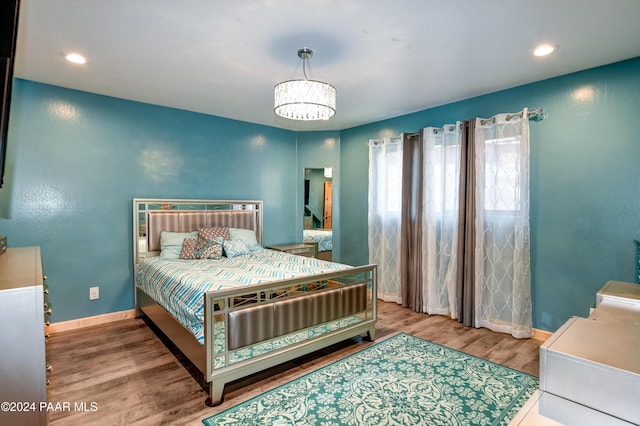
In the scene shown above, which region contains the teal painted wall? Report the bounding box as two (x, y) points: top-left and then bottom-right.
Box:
(340, 57), (640, 332)
(0, 80), (297, 322)
(2, 58), (638, 332)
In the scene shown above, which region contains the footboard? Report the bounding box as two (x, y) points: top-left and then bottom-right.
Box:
(203, 264), (377, 405)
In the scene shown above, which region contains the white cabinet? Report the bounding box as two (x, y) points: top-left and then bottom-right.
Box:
(595, 280), (640, 312)
(513, 280), (640, 425)
(0, 247), (47, 426)
(539, 316), (640, 424)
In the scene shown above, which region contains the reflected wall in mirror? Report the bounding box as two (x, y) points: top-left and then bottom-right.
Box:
(303, 168), (333, 261)
(303, 168), (331, 229)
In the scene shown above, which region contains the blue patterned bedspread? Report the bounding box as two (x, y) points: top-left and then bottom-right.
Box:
(136, 249), (349, 344)
(303, 229), (333, 252)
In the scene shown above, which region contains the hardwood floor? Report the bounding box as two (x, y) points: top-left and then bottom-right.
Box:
(45, 301), (541, 425)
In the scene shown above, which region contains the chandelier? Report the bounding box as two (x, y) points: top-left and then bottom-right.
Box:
(274, 48), (336, 121)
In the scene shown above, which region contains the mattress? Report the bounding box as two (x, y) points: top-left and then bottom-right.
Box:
(303, 229), (333, 252)
(136, 248), (349, 344)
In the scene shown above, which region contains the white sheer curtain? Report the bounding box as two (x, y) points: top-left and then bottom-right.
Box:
(368, 137), (403, 303)
(421, 124), (462, 317)
(367, 110), (532, 338)
(473, 109), (532, 338)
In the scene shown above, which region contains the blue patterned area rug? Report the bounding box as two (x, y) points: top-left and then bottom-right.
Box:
(202, 333), (538, 425)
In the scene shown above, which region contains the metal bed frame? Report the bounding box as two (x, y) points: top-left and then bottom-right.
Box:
(132, 198), (377, 405)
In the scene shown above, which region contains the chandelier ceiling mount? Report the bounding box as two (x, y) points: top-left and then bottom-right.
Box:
(274, 47), (336, 121)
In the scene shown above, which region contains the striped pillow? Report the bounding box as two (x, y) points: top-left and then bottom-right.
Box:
(223, 239), (251, 258)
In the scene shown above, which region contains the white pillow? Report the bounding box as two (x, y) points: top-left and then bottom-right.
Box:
(160, 231), (197, 258)
(229, 227), (261, 251)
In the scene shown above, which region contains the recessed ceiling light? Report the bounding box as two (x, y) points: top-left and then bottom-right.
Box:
(533, 44), (556, 57)
(65, 53), (87, 64)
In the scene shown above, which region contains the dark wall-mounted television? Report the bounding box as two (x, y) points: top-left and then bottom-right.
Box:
(0, 0), (21, 188)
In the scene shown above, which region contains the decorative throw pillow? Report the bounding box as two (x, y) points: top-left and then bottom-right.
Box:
(223, 239), (251, 258)
(160, 231), (198, 258)
(179, 237), (223, 260)
(195, 237), (224, 259)
(179, 238), (199, 259)
(197, 226), (231, 241)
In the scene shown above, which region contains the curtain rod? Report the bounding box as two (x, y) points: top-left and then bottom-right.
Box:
(368, 135), (402, 146)
(520, 107), (545, 121)
(369, 107), (545, 143)
(480, 107), (544, 126)
(433, 107), (545, 132)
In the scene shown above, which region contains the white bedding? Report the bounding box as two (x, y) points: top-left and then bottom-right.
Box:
(303, 229), (333, 252)
(136, 248), (349, 344)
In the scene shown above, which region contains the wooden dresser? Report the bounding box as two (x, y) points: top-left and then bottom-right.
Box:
(0, 246), (48, 425)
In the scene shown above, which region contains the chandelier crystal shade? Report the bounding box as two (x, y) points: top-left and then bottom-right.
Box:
(274, 48), (336, 121)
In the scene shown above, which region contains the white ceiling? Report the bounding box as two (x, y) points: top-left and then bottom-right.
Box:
(14, 0), (640, 131)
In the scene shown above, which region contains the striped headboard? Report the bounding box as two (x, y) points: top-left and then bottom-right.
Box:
(147, 210), (258, 252)
(133, 199), (263, 263)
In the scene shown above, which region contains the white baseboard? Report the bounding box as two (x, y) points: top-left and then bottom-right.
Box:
(45, 308), (554, 341)
(46, 309), (138, 334)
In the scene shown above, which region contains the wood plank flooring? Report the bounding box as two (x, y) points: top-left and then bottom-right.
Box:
(45, 301), (541, 425)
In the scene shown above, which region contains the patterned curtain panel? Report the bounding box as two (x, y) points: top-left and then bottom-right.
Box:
(368, 137), (403, 303)
(422, 123), (463, 317)
(368, 109), (532, 338)
(473, 109), (532, 338)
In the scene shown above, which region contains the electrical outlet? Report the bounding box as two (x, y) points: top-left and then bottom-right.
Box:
(89, 286), (99, 300)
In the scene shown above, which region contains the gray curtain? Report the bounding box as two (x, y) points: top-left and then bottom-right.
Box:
(456, 120), (476, 326)
(400, 131), (423, 311)
(397, 114), (531, 336)
(399, 123), (477, 323)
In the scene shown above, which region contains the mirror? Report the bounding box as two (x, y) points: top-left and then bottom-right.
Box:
(303, 168), (332, 230)
(303, 168), (333, 261)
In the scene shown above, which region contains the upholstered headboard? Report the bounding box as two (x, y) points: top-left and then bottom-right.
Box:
(133, 199), (263, 263)
(147, 210), (258, 252)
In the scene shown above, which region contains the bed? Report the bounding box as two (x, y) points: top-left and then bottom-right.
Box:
(133, 199), (377, 406)
(303, 229), (333, 261)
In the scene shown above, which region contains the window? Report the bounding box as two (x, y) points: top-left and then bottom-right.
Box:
(370, 138), (403, 214)
(483, 136), (522, 212)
